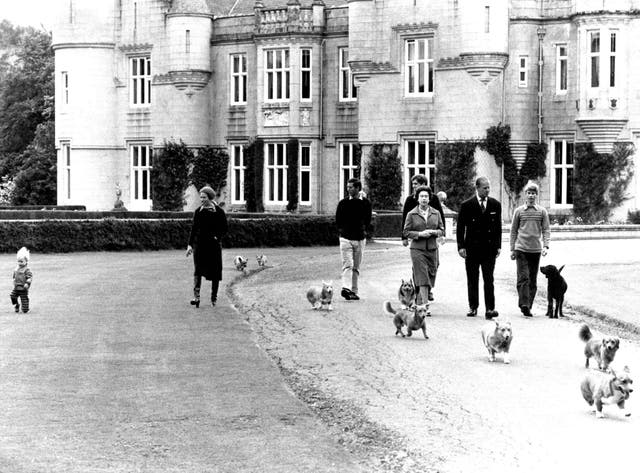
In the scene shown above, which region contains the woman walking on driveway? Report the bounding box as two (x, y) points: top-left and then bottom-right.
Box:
(186, 186), (228, 307)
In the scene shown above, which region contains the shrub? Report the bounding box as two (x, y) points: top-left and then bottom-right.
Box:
(286, 138), (299, 212)
(435, 140), (477, 212)
(365, 144), (402, 210)
(190, 146), (230, 196)
(628, 209), (640, 224)
(244, 138), (264, 212)
(150, 140), (191, 210)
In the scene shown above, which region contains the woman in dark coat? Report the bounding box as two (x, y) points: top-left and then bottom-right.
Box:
(186, 186), (228, 307)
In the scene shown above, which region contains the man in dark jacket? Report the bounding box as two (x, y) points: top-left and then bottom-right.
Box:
(336, 178), (372, 300)
(456, 177), (502, 319)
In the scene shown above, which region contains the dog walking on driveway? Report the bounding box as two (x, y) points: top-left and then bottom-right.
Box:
(579, 324), (620, 371)
(540, 264), (567, 318)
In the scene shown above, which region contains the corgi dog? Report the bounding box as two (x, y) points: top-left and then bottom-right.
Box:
(579, 324), (620, 371)
(581, 366), (633, 418)
(306, 281), (333, 310)
(481, 319), (513, 364)
(234, 255), (248, 272)
(384, 300), (429, 339)
(256, 254), (267, 267)
(397, 278), (417, 309)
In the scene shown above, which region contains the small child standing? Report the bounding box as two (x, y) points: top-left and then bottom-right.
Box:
(10, 247), (32, 314)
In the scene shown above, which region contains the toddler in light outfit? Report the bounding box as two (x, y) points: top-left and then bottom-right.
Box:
(10, 247), (33, 313)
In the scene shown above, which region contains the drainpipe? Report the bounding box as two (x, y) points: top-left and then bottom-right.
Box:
(317, 39), (326, 213)
(537, 1), (545, 144)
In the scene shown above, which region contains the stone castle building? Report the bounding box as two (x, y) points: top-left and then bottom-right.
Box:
(53, 0), (640, 219)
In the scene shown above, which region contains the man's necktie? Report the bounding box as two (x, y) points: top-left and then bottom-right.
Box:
(480, 198), (486, 213)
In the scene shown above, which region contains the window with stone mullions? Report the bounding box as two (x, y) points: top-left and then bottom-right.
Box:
(551, 139), (574, 207)
(231, 54), (247, 104)
(266, 143), (288, 203)
(130, 57), (151, 106)
(555, 45), (567, 93)
(405, 38), (433, 96)
(265, 49), (290, 102)
(300, 48), (312, 101)
(589, 32), (600, 88)
(231, 144), (245, 204)
(339, 48), (357, 101)
(340, 143), (359, 198)
(609, 32), (616, 87)
(131, 145), (152, 202)
(299, 143), (311, 204)
(404, 139), (435, 196)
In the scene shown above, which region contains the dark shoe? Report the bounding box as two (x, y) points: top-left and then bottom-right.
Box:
(349, 293), (360, 301)
(466, 308), (477, 317)
(521, 305), (532, 317)
(485, 310), (499, 319)
(341, 288), (353, 300)
(14, 304), (19, 313)
(190, 299), (200, 308)
(428, 290), (434, 302)
(211, 299), (217, 307)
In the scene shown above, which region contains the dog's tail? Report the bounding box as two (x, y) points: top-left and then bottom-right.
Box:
(383, 300), (397, 315)
(579, 324), (593, 343)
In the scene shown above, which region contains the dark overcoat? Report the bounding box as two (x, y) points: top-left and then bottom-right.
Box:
(188, 204), (228, 281)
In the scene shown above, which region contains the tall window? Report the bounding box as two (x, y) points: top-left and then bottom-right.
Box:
(61, 142), (71, 199)
(340, 143), (359, 198)
(299, 143), (311, 204)
(484, 6), (490, 33)
(551, 139), (574, 207)
(339, 47), (357, 101)
(609, 32), (616, 87)
(556, 45), (567, 94)
(265, 49), (290, 102)
(130, 56), (151, 106)
(518, 56), (528, 87)
(231, 53), (247, 104)
(231, 144), (245, 204)
(60, 71), (69, 107)
(265, 143), (287, 204)
(405, 38), (433, 96)
(131, 144), (152, 205)
(300, 48), (312, 101)
(589, 31), (600, 88)
(404, 139), (435, 196)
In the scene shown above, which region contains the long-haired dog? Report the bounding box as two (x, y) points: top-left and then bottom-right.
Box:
(234, 255), (248, 272)
(384, 300), (429, 339)
(579, 324), (620, 371)
(481, 319), (513, 364)
(540, 264), (567, 318)
(306, 281), (333, 311)
(581, 366), (633, 418)
(256, 254), (268, 267)
(397, 278), (417, 309)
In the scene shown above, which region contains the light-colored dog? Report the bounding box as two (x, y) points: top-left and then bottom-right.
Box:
(234, 255), (248, 272)
(579, 324), (620, 371)
(256, 254), (268, 267)
(581, 366), (633, 418)
(481, 319), (513, 364)
(306, 281), (333, 310)
(397, 278), (417, 309)
(384, 300), (429, 339)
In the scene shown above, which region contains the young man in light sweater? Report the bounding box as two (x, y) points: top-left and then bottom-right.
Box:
(509, 181), (550, 317)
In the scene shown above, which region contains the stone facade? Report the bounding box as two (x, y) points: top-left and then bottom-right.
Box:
(53, 0), (640, 220)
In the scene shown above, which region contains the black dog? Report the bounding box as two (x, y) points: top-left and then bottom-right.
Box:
(540, 265), (567, 318)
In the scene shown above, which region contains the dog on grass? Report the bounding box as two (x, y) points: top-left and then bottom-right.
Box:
(306, 281), (333, 311)
(234, 255), (248, 272)
(256, 254), (268, 267)
(579, 324), (620, 371)
(480, 319), (513, 364)
(540, 264), (568, 318)
(397, 278), (417, 309)
(580, 366), (633, 418)
(384, 300), (429, 339)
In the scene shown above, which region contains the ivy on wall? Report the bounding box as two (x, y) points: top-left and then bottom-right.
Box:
(573, 142), (635, 222)
(364, 144), (402, 210)
(286, 138), (299, 212)
(244, 138), (264, 213)
(435, 140), (478, 212)
(520, 142), (548, 191)
(189, 146), (230, 198)
(150, 140), (192, 211)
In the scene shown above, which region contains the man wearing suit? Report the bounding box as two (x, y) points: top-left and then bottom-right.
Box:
(456, 177), (502, 319)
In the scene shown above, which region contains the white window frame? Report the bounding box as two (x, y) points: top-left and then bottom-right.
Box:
(230, 144), (246, 204)
(129, 56), (151, 106)
(299, 142), (312, 205)
(555, 44), (567, 94)
(265, 142), (288, 204)
(130, 144), (153, 209)
(518, 55), (528, 88)
(61, 142), (71, 200)
(609, 31), (617, 88)
(550, 139), (574, 209)
(185, 30), (191, 54)
(61, 71), (69, 107)
(230, 53), (247, 105)
(300, 48), (312, 102)
(403, 139), (436, 198)
(404, 38), (434, 97)
(588, 31), (600, 89)
(484, 6), (490, 34)
(339, 142), (359, 199)
(264, 49), (290, 102)
(338, 47), (357, 102)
